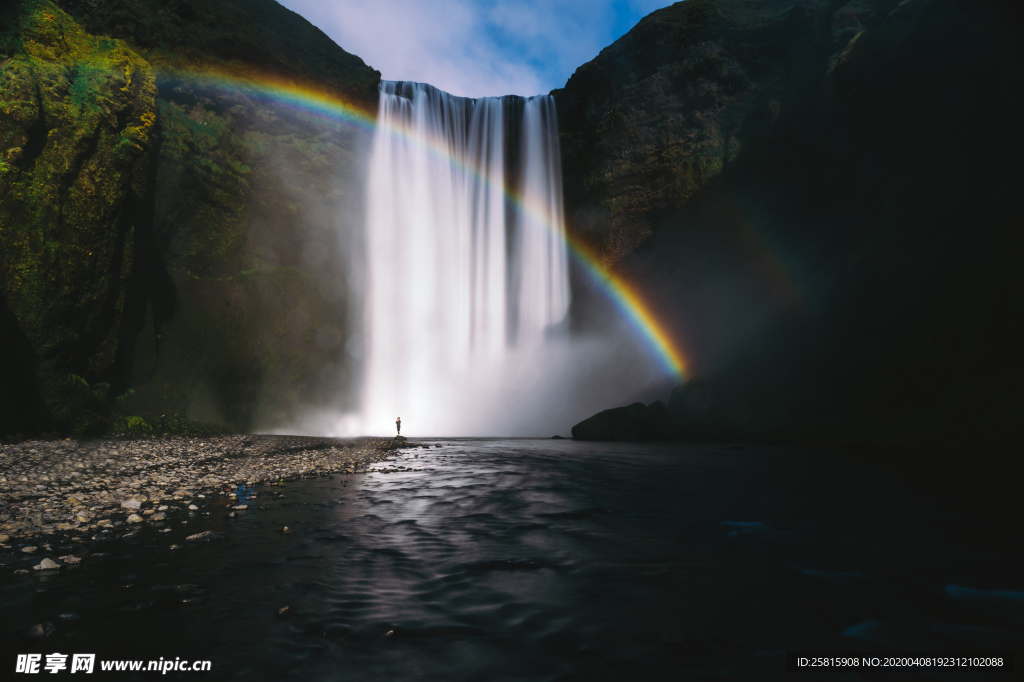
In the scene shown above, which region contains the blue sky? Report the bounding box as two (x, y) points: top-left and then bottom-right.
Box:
(276, 0), (678, 98)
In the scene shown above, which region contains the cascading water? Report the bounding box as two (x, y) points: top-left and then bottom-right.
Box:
(361, 81), (570, 436)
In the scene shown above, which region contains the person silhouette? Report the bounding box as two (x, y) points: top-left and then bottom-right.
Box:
(396, 417), (401, 435)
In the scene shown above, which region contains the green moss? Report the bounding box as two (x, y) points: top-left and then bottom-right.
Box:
(123, 414), (152, 431)
(0, 0), (157, 434)
(109, 411), (225, 438)
(152, 98), (252, 278)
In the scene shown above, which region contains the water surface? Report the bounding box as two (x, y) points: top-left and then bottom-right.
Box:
(3, 440), (1020, 680)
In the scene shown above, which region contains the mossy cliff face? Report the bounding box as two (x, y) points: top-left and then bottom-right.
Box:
(2, 0), (380, 435)
(0, 0), (156, 434)
(126, 267), (350, 430)
(561, 0), (1024, 445)
(95, 0), (378, 433)
(126, 72), (372, 432)
(53, 0), (380, 108)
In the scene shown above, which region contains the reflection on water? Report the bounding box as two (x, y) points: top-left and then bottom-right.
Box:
(2, 440), (1020, 680)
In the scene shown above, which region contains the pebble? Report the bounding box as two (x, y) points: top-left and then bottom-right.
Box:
(25, 622), (55, 640)
(169, 544), (183, 550)
(33, 558), (61, 570)
(282, 526), (293, 535)
(57, 555), (81, 564)
(185, 530), (222, 542)
(0, 435), (405, 555)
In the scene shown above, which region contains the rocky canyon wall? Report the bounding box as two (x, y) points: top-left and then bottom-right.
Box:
(2, 0), (380, 435)
(557, 0), (1024, 446)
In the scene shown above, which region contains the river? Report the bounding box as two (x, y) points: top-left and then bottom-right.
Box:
(2, 439), (1019, 680)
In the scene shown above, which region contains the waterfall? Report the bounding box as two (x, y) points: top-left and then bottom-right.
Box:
(361, 81), (570, 436)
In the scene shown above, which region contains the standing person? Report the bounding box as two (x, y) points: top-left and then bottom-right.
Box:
(396, 417), (401, 435)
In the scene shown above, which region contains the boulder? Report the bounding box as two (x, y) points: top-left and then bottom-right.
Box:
(572, 399), (672, 441)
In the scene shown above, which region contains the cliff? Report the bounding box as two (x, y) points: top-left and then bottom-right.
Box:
(1, 0), (158, 434)
(3, 0), (1021, 445)
(559, 0), (1024, 445)
(1, 0), (380, 435)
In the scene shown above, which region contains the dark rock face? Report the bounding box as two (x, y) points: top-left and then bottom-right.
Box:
(573, 379), (766, 442)
(559, 0), (1024, 445)
(2, 0), (381, 434)
(572, 400), (672, 441)
(555, 0), (823, 267)
(122, 70), (372, 430)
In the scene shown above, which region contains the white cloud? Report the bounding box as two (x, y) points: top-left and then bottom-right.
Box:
(276, 0), (676, 98)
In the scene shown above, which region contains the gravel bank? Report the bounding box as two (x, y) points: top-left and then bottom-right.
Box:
(0, 435), (410, 562)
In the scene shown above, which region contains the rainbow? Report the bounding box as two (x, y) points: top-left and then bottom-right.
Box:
(155, 66), (689, 380)
(155, 66), (378, 132)
(560, 233), (688, 378)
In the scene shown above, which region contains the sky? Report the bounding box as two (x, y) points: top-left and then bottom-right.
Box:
(276, 0), (678, 98)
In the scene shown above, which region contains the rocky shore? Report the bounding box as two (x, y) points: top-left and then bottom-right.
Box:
(0, 434), (412, 569)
